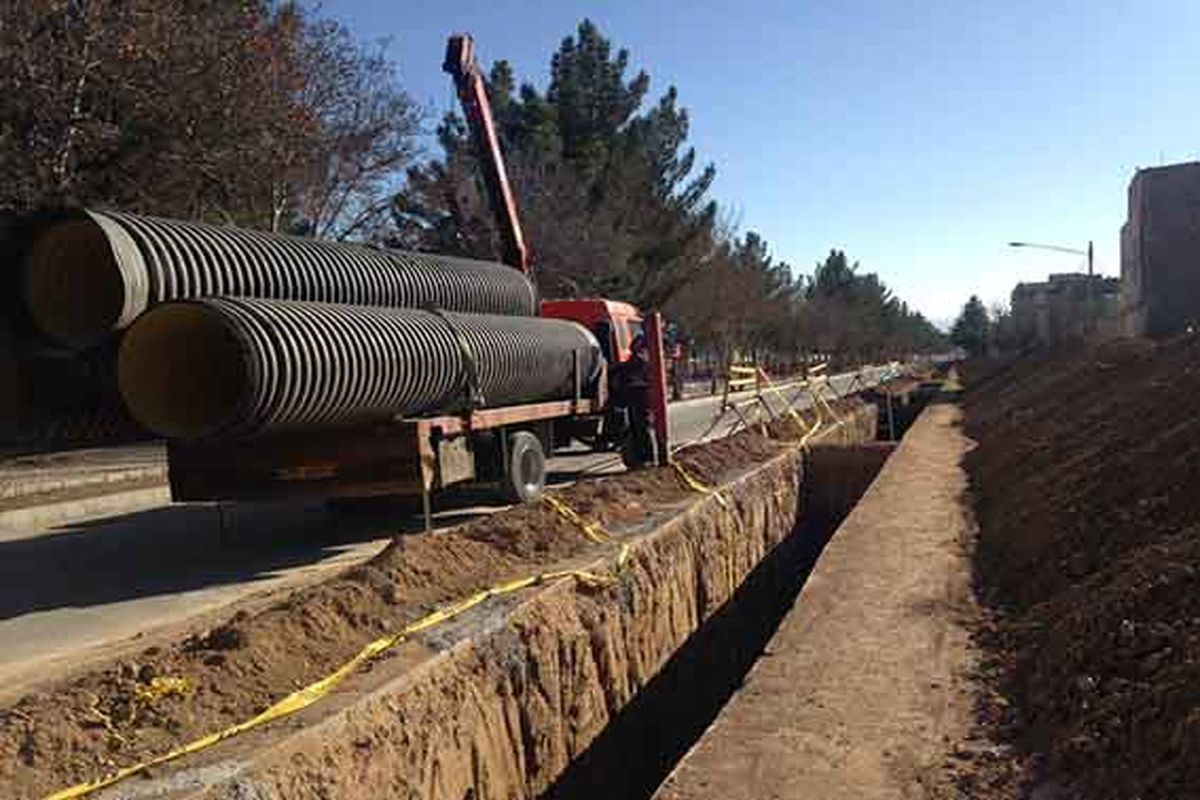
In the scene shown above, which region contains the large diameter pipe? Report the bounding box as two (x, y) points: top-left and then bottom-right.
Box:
(24, 210), (539, 348)
(0, 347), (147, 452)
(118, 298), (602, 440)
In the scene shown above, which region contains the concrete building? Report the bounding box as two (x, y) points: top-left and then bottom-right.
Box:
(1120, 162), (1200, 337)
(1010, 273), (1120, 347)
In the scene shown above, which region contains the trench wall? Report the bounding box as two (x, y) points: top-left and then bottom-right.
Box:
(140, 407), (880, 800)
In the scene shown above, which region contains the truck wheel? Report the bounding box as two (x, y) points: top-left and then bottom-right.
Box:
(503, 430), (546, 503)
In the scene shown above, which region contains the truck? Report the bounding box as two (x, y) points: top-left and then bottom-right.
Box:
(164, 34), (671, 527)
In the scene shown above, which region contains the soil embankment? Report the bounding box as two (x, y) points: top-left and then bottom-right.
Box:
(1, 401), (876, 799)
(964, 335), (1200, 799)
(656, 403), (1021, 800)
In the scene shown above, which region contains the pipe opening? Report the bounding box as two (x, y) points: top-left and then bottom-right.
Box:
(118, 304), (247, 439)
(25, 219), (128, 348)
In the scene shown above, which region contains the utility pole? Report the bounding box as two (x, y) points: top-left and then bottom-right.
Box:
(1087, 240), (1095, 334)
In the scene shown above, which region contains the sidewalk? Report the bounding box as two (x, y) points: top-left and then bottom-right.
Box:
(0, 444), (165, 499)
(0, 444), (167, 529)
(655, 403), (987, 799)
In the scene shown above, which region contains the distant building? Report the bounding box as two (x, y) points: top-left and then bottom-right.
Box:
(1120, 162), (1200, 337)
(1010, 273), (1120, 347)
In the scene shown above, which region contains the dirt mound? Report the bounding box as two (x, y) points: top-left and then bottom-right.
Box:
(0, 431), (785, 799)
(964, 334), (1200, 799)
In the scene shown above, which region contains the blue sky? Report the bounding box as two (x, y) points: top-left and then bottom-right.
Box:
(331, 0), (1200, 324)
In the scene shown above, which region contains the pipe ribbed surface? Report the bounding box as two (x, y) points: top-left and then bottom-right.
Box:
(25, 210), (538, 348)
(118, 298), (601, 440)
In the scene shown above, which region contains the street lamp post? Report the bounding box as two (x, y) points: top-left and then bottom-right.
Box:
(1008, 240), (1097, 334)
(1007, 240), (1093, 277)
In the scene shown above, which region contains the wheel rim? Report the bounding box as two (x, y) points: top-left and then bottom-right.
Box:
(519, 447), (541, 494)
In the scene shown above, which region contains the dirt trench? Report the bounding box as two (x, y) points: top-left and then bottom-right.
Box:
(545, 440), (894, 800)
(1, 403), (882, 799)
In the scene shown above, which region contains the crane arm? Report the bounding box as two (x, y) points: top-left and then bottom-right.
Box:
(444, 34), (531, 275)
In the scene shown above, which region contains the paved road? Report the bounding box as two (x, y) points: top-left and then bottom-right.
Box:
(0, 368), (888, 697)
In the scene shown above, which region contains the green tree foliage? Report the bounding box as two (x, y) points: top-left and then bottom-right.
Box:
(951, 295), (991, 356)
(0, 8), (946, 370)
(0, 1), (418, 238)
(399, 19), (944, 366)
(673, 244), (944, 366)
(394, 19), (717, 308)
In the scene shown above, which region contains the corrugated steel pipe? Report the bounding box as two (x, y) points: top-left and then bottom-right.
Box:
(118, 298), (602, 440)
(24, 210), (539, 348)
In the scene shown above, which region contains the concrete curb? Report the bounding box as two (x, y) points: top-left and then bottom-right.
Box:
(0, 484), (171, 532)
(0, 464), (166, 501)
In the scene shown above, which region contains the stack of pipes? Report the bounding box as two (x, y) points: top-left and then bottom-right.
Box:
(2, 209), (600, 450)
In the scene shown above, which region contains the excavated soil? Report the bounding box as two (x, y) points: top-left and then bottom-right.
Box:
(0, 429), (792, 799)
(963, 335), (1200, 799)
(656, 404), (1024, 800)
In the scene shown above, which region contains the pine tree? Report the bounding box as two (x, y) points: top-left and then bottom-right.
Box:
(394, 19), (716, 308)
(951, 296), (991, 356)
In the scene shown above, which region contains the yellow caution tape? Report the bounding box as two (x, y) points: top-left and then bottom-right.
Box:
(134, 676), (192, 704)
(670, 459), (729, 509)
(727, 363), (760, 390)
(50, 468), (735, 799)
(755, 368), (814, 435)
(670, 456), (746, 592)
(540, 493), (633, 575)
(614, 541), (632, 569)
(45, 556), (621, 800)
(805, 375), (843, 428)
(541, 494), (612, 544)
(798, 418), (825, 450)
(666, 456), (742, 591)
(541, 493), (634, 575)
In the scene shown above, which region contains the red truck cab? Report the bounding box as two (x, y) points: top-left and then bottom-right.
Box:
(540, 298), (643, 365)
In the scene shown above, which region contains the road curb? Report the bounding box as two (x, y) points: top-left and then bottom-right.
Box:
(0, 484), (171, 532)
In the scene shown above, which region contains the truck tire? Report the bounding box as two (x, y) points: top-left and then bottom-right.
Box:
(502, 430), (546, 503)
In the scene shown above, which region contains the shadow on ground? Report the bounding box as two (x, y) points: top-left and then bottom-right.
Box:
(0, 496), (486, 620)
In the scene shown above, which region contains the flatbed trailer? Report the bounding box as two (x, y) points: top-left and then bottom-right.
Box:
(166, 359), (614, 526)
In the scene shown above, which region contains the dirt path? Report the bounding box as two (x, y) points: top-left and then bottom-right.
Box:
(656, 403), (1010, 799)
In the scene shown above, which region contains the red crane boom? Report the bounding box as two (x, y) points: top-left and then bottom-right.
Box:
(444, 32), (670, 465)
(443, 34), (531, 275)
